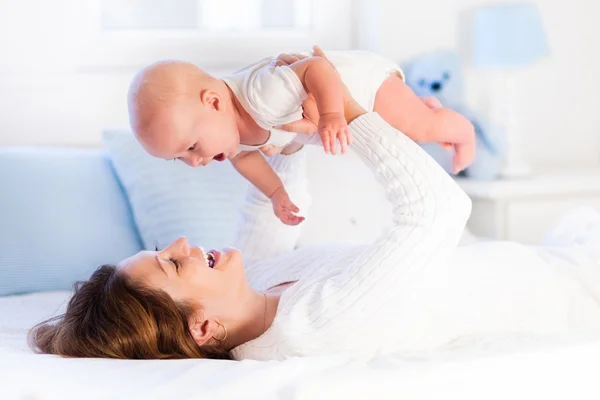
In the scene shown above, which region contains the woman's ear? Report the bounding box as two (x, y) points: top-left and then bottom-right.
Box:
(188, 317), (220, 347)
(200, 90), (220, 111)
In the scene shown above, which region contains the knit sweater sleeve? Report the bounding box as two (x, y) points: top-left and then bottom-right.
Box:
(232, 151), (311, 264)
(281, 113), (472, 336)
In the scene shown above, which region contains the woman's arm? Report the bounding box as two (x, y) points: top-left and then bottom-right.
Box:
(232, 152), (310, 264)
(281, 112), (472, 338)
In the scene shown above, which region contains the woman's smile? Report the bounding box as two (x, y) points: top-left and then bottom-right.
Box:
(199, 248), (220, 269)
(208, 250), (221, 268)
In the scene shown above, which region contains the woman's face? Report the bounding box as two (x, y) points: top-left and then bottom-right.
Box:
(118, 237), (248, 317)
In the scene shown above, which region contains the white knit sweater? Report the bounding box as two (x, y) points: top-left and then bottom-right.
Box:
(231, 113), (471, 360)
(231, 113), (600, 361)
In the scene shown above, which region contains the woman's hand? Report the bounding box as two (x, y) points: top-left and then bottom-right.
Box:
(270, 52), (306, 67)
(273, 92), (319, 135)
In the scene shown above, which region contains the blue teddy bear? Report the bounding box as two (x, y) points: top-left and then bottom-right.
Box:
(403, 51), (500, 179)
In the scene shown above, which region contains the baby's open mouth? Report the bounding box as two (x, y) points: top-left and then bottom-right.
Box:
(213, 153), (226, 162)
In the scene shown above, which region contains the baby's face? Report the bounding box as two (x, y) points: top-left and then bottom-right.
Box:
(139, 99), (240, 167)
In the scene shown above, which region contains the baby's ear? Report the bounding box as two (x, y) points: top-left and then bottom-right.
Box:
(200, 90), (221, 110)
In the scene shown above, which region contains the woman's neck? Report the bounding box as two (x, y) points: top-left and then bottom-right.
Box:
(224, 290), (280, 350)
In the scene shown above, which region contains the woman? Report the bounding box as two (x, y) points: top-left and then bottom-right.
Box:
(30, 56), (600, 362)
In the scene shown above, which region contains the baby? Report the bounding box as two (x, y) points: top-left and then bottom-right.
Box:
(128, 47), (475, 225)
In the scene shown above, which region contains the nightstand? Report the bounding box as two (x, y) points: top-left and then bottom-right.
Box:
(455, 169), (600, 244)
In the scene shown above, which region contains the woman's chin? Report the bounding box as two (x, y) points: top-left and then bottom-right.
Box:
(214, 247), (243, 272)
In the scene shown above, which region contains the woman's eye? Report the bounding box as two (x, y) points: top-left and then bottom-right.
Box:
(169, 258), (180, 271)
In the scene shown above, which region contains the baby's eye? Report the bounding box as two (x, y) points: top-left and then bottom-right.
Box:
(188, 144), (196, 151)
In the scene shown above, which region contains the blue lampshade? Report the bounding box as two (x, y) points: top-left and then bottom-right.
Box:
(471, 2), (549, 68)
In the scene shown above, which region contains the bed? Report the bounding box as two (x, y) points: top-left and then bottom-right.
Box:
(3, 144), (600, 399)
(3, 290), (600, 399)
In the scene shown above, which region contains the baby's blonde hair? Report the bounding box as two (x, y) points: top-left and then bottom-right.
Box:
(127, 61), (214, 134)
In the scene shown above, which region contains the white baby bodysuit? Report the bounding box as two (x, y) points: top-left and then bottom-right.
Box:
(222, 50), (404, 153)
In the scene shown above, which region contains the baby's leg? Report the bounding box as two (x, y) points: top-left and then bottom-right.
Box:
(373, 74), (435, 142)
(374, 74), (476, 173)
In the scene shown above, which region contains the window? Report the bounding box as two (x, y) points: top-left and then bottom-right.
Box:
(79, 0), (352, 70)
(101, 0), (309, 31)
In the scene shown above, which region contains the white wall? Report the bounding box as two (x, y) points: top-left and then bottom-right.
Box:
(0, 0), (127, 147)
(0, 0), (599, 170)
(0, 0), (247, 147)
(363, 0), (600, 169)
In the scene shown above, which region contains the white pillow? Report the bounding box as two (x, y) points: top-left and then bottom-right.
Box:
(103, 130), (474, 252)
(102, 130), (248, 251)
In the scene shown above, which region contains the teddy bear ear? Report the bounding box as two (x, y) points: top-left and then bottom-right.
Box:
(434, 51), (461, 74)
(400, 61), (414, 78)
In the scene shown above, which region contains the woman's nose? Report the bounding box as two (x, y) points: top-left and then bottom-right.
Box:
(176, 236), (189, 247)
(165, 236), (190, 255)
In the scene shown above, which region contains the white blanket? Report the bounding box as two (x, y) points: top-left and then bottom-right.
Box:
(3, 291), (600, 400)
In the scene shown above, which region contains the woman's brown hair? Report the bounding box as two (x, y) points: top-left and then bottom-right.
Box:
(28, 265), (230, 360)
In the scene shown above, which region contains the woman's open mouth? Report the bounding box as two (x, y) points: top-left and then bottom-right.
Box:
(207, 250), (220, 268)
(213, 153), (226, 162)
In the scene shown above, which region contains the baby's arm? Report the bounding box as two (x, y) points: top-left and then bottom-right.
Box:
(288, 57), (350, 154)
(231, 152), (304, 225)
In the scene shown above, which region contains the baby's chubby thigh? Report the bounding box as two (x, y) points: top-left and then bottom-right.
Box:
(329, 50), (402, 113)
(373, 73), (408, 112)
(372, 73), (430, 138)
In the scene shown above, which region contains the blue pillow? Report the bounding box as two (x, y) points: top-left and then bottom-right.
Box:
(102, 130), (248, 252)
(0, 148), (143, 296)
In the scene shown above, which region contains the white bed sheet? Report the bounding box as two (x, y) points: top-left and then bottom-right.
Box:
(3, 291), (600, 400)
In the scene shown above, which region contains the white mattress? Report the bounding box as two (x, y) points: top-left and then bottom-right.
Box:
(3, 291), (600, 400)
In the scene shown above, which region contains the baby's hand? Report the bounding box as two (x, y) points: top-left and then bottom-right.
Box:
(270, 186), (304, 226)
(318, 112), (350, 155)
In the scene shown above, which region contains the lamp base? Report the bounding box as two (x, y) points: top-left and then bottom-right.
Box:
(488, 71), (532, 180)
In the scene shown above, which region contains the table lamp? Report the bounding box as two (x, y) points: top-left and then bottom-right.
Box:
(471, 2), (549, 178)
